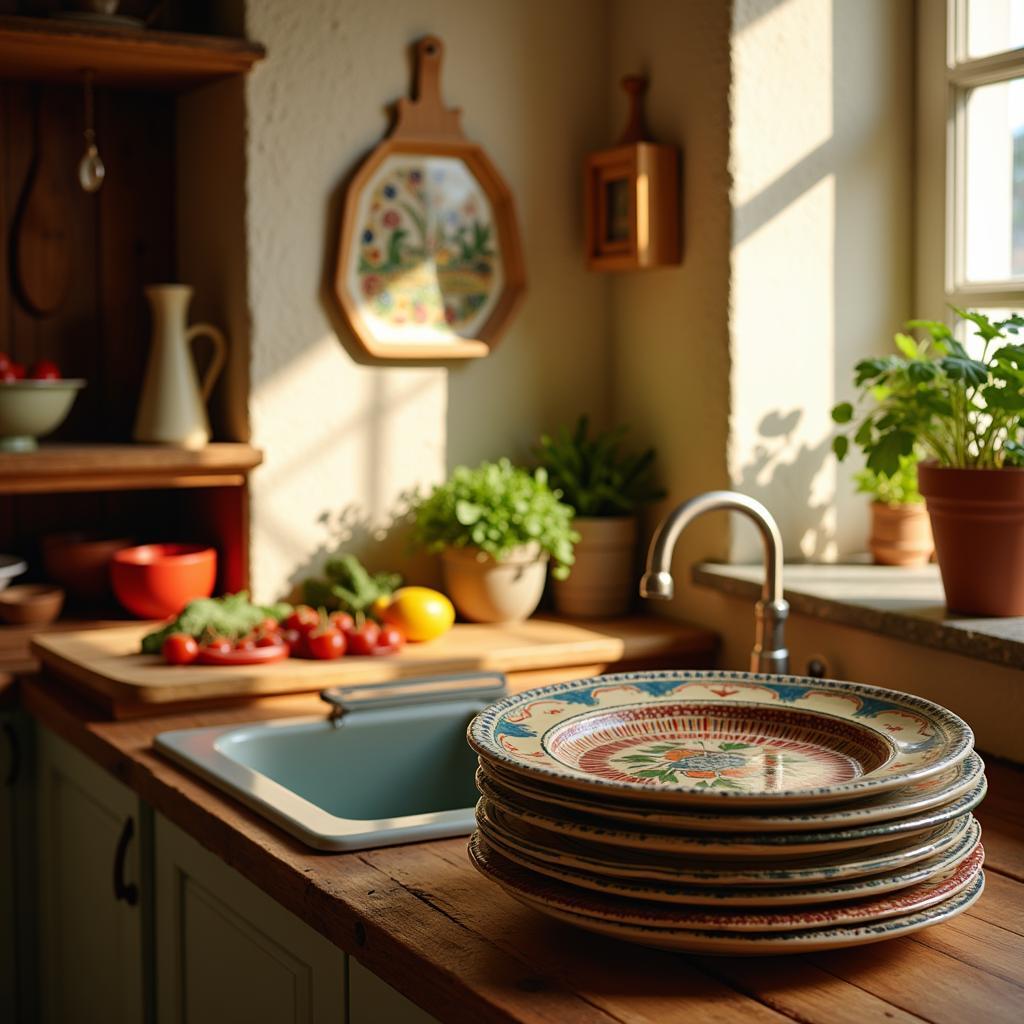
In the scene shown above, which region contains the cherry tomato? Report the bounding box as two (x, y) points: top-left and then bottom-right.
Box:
(371, 624), (406, 656)
(306, 627), (346, 660)
(256, 633), (282, 648)
(8, 362), (24, 380)
(344, 620), (381, 656)
(234, 636), (257, 652)
(0, 353), (9, 371)
(162, 633), (199, 665)
(30, 359), (61, 380)
(285, 606), (319, 633)
(256, 617), (281, 636)
(329, 610), (355, 632)
(0, 366), (22, 382)
(202, 637), (234, 656)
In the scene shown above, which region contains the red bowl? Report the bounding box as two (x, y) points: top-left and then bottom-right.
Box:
(110, 544), (217, 620)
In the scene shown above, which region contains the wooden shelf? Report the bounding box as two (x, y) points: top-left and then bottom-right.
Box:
(0, 15), (264, 90)
(0, 443), (262, 494)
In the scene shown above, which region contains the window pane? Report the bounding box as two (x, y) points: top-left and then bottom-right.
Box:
(964, 76), (1024, 282)
(966, 0), (1024, 60)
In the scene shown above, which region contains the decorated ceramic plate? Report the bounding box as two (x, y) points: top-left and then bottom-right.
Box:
(468, 832), (983, 933)
(475, 767), (987, 856)
(469, 670), (973, 807)
(478, 751), (985, 832)
(469, 833), (986, 954)
(475, 798), (977, 886)
(475, 815), (983, 907)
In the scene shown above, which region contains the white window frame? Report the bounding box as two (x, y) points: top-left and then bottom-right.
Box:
(916, 0), (1024, 315)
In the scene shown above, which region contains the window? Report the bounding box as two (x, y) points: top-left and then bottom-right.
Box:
(921, 0), (1024, 316)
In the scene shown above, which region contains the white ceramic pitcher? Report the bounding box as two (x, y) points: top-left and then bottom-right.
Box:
(134, 284), (226, 449)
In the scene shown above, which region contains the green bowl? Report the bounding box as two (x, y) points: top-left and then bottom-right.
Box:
(0, 380), (87, 452)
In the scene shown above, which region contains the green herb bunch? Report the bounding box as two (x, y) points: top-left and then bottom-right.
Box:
(854, 454), (923, 506)
(301, 554), (401, 617)
(533, 416), (665, 517)
(832, 308), (1024, 475)
(412, 458), (578, 579)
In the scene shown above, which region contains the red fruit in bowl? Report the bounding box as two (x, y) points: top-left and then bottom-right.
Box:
(30, 359), (61, 380)
(8, 362), (25, 379)
(0, 352), (9, 371)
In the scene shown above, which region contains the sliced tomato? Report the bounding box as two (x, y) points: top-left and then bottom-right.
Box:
(195, 641), (289, 666)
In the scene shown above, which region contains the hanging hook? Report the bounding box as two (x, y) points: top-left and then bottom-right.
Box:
(78, 70), (106, 193)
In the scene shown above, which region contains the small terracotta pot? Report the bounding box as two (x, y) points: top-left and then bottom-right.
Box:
(441, 545), (548, 623)
(553, 516), (637, 618)
(868, 503), (933, 567)
(918, 462), (1024, 615)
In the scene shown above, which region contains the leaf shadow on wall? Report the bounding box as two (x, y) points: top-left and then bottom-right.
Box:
(733, 409), (836, 561)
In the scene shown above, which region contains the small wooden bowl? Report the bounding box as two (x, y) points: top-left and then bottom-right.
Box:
(0, 584), (66, 625)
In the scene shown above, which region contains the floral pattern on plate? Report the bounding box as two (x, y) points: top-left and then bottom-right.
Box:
(346, 155), (503, 346)
(474, 798), (978, 886)
(469, 832), (984, 932)
(469, 833), (986, 954)
(476, 816), (983, 907)
(475, 767), (987, 856)
(479, 751), (985, 832)
(469, 670), (973, 806)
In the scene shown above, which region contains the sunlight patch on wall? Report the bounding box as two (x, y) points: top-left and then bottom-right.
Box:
(731, 0), (833, 208)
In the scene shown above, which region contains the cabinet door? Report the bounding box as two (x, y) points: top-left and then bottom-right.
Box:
(154, 813), (345, 1024)
(348, 958), (439, 1024)
(36, 726), (145, 1024)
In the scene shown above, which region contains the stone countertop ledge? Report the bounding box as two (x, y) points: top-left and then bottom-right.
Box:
(693, 561), (1024, 671)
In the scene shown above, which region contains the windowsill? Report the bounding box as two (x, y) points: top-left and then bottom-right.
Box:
(693, 561), (1024, 670)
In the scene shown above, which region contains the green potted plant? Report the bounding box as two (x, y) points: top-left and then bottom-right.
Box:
(832, 308), (1024, 614)
(534, 417), (664, 617)
(854, 454), (933, 567)
(411, 458), (577, 623)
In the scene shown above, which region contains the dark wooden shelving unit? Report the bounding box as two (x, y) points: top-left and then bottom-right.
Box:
(0, 16), (265, 609)
(0, 15), (265, 90)
(0, 443), (263, 495)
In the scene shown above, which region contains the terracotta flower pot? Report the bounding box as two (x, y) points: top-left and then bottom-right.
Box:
(553, 516), (638, 618)
(441, 545), (548, 623)
(868, 502), (933, 567)
(918, 462), (1024, 615)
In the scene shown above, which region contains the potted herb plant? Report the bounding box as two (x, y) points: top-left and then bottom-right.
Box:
(534, 417), (664, 617)
(832, 309), (1024, 614)
(411, 459), (577, 623)
(854, 455), (933, 567)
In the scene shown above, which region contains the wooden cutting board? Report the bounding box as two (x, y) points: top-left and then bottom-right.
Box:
(30, 617), (718, 717)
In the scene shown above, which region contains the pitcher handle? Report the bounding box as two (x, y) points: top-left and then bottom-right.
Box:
(186, 324), (227, 403)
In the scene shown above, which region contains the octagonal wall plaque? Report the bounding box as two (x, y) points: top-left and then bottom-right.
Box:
(334, 36), (526, 360)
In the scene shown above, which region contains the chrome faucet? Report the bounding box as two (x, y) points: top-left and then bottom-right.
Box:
(639, 491), (790, 674)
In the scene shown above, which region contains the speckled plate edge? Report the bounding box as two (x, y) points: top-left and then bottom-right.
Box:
(468, 835), (986, 955)
(475, 768), (988, 856)
(479, 751), (986, 832)
(468, 832), (984, 932)
(475, 816), (983, 907)
(469, 670), (974, 807)
(475, 797), (978, 886)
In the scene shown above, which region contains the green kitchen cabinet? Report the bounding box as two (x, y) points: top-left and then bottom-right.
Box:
(35, 726), (147, 1024)
(153, 813), (346, 1024)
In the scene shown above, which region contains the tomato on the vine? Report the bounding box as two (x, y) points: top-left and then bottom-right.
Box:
(344, 620), (380, 656)
(305, 626), (346, 660)
(162, 633), (199, 665)
(284, 605), (319, 633)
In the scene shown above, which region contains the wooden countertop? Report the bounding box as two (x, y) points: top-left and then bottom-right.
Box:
(19, 676), (1024, 1024)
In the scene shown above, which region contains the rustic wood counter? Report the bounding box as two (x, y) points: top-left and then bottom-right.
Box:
(17, 672), (1024, 1024)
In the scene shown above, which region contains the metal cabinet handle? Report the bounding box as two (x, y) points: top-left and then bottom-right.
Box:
(2, 721), (19, 786)
(113, 817), (139, 906)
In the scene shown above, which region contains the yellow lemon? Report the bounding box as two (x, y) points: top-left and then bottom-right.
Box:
(380, 587), (455, 642)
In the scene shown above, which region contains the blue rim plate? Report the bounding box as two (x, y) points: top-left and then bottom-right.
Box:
(469, 670), (974, 807)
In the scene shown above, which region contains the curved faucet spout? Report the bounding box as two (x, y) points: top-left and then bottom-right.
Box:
(639, 490), (789, 674)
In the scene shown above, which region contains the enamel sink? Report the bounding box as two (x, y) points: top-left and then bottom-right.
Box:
(155, 678), (499, 852)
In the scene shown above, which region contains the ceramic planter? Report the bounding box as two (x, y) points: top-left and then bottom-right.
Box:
(918, 462), (1024, 615)
(553, 516), (638, 618)
(868, 502), (933, 567)
(441, 545), (548, 623)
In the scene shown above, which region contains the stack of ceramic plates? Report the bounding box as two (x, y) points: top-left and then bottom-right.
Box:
(467, 670), (985, 954)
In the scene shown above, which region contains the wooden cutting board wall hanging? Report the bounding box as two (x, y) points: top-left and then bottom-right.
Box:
(334, 36), (526, 360)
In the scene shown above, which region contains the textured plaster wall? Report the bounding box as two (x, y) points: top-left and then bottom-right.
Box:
(607, 0), (734, 626)
(728, 0), (914, 564)
(241, 0), (609, 601)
